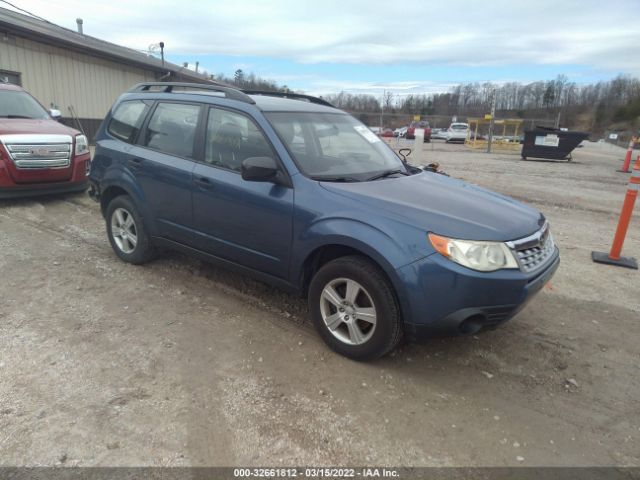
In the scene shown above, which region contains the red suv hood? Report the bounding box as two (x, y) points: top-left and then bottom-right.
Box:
(0, 118), (79, 136)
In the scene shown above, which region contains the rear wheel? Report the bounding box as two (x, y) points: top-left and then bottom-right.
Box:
(308, 256), (403, 360)
(106, 195), (155, 264)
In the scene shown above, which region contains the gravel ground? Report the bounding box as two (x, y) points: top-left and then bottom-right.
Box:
(0, 141), (638, 467)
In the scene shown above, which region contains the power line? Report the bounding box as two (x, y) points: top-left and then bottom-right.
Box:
(0, 0), (51, 23)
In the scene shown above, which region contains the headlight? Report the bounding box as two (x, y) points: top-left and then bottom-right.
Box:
(428, 233), (519, 272)
(75, 135), (89, 156)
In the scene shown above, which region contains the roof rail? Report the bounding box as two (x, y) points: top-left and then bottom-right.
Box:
(242, 90), (334, 108)
(128, 82), (255, 105)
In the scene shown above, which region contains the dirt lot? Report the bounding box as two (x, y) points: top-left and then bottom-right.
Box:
(0, 141), (638, 467)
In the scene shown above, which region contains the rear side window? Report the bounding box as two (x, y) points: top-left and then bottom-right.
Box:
(108, 100), (150, 143)
(144, 103), (200, 158)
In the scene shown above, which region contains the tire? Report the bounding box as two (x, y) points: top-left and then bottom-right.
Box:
(105, 195), (155, 265)
(308, 255), (403, 361)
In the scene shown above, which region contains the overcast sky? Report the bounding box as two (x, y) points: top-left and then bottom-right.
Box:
(5, 0), (639, 96)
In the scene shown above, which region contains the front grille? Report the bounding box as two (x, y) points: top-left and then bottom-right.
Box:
(1, 134), (73, 169)
(508, 223), (556, 274)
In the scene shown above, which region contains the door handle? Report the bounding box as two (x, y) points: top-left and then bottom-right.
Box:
(128, 158), (143, 169)
(193, 176), (214, 189)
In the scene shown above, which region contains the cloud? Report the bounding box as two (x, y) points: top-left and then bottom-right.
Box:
(306, 80), (462, 97)
(9, 0), (640, 76)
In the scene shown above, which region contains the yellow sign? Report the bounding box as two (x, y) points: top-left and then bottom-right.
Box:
(413, 115), (421, 121)
(484, 114), (492, 120)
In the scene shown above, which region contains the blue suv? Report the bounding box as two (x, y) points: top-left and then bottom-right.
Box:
(89, 82), (559, 360)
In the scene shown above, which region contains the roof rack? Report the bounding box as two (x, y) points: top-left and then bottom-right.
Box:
(242, 90), (334, 108)
(128, 82), (255, 105)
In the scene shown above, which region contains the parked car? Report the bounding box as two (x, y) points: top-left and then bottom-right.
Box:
(406, 120), (431, 142)
(0, 83), (91, 198)
(380, 128), (395, 138)
(394, 126), (407, 138)
(89, 82), (559, 360)
(445, 122), (470, 143)
(432, 128), (448, 140)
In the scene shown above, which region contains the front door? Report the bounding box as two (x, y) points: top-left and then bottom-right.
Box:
(191, 106), (293, 279)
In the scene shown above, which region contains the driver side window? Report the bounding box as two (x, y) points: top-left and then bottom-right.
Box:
(205, 108), (275, 172)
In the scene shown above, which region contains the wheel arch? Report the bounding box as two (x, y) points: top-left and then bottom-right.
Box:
(100, 185), (130, 217)
(296, 241), (410, 326)
(97, 174), (153, 230)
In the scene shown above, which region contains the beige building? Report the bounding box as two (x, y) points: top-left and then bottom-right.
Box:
(0, 7), (212, 139)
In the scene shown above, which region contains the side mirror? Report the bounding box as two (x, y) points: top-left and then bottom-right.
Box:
(49, 109), (62, 120)
(241, 156), (279, 182)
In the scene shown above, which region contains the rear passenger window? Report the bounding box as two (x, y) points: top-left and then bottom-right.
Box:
(144, 103), (200, 158)
(204, 108), (274, 172)
(108, 100), (150, 143)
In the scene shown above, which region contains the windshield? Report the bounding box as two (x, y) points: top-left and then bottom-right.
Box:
(0, 90), (50, 119)
(265, 112), (405, 181)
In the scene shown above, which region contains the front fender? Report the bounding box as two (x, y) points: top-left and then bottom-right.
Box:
(291, 217), (427, 323)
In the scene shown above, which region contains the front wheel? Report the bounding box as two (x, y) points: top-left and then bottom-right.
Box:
(106, 195), (155, 264)
(308, 256), (403, 360)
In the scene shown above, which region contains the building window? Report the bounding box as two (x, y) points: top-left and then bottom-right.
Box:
(0, 70), (21, 86)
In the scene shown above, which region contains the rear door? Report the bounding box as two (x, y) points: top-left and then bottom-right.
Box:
(126, 101), (202, 242)
(191, 106), (294, 279)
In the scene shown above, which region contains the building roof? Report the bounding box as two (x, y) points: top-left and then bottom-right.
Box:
(0, 7), (213, 84)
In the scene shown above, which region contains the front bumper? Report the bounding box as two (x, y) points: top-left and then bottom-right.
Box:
(397, 249), (560, 340)
(0, 153), (90, 199)
(0, 179), (88, 199)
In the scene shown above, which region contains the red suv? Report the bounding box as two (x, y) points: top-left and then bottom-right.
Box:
(406, 120), (431, 142)
(0, 83), (90, 199)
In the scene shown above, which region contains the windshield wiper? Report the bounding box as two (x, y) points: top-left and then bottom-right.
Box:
(0, 115), (36, 119)
(366, 169), (409, 181)
(311, 175), (361, 183)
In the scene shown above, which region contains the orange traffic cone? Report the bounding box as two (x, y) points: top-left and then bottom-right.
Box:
(593, 157), (640, 269)
(619, 139), (634, 173)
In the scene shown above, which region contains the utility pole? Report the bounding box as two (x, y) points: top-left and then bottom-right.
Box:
(555, 110), (561, 129)
(380, 90), (385, 132)
(487, 89), (497, 154)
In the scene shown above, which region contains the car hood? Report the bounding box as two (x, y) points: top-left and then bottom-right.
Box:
(319, 172), (543, 241)
(0, 118), (79, 136)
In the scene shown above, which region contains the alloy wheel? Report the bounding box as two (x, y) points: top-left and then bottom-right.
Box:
(319, 278), (377, 345)
(110, 207), (138, 254)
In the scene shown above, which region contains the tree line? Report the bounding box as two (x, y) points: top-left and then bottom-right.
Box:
(211, 69), (293, 93)
(212, 70), (640, 132)
(325, 75), (640, 131)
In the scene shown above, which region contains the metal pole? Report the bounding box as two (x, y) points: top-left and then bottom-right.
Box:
(159, 41), (165, 68)
(487, 89), (496, 153)
(380, 90), (385, 132)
